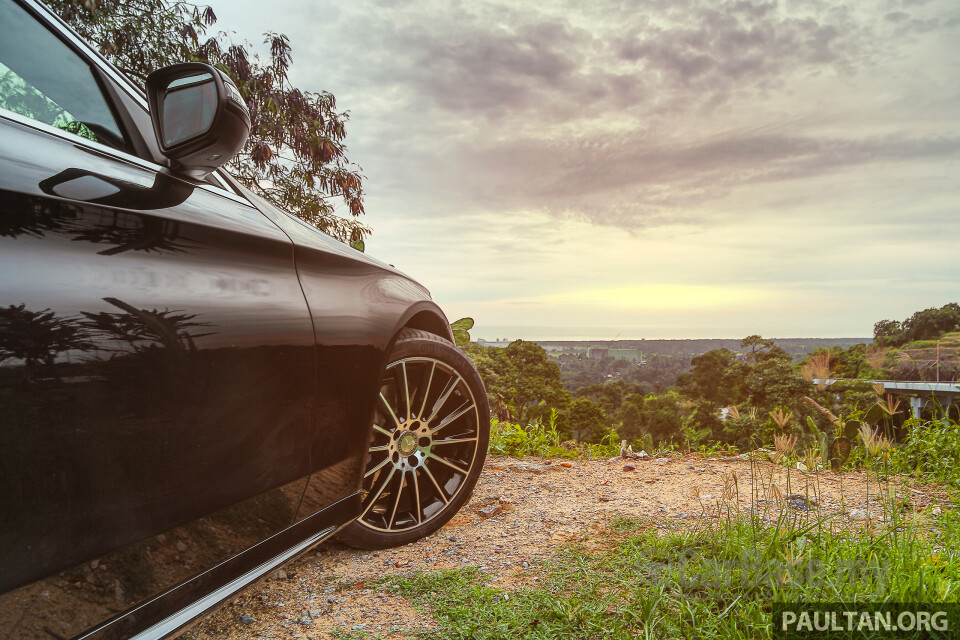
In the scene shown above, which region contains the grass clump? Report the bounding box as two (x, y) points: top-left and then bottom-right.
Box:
(488, 418), (577, 459)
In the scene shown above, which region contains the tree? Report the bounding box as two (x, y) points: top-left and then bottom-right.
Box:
(615, 393), (645, 442)
(49, 0), (369, 244)
(465, 341), (570, 426)
(677, 348), (737, 405)
(638, 390), (686, 441)
(567, 397), (607, 443)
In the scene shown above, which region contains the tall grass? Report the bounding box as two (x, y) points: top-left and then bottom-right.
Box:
(383, 507), (960, 639)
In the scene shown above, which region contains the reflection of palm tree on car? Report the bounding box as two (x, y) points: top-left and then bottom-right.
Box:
(0, 304), (92, 382)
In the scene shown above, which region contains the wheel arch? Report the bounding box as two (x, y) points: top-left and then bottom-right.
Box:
(393, 302), (454, 344)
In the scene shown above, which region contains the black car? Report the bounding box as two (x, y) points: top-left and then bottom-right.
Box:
(0, 1), (489, 638)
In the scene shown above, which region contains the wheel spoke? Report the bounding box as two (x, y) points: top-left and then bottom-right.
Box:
(368, 444), (390, 453)
(402, 361), (411, 420)
(417, 361), (436, 419)
(426, 375), (461, 423)
(361, 466), (396, 517)
(411, 467), (422, 525)
(422, 464), (449, 505)
(373, 423), (393, 438)
(432, 436), (478, 446)
(388, 470), (404, 529)
(364, 456), (391, 478)
(379, 392), (402, 429)
(430, 401), (475, 434)
(427, 452), (469, 476)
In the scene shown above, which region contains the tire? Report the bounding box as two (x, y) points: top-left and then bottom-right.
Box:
(338, 328), (490, 549)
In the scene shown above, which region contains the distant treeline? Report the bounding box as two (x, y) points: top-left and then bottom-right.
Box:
(537, 338), (869, 360)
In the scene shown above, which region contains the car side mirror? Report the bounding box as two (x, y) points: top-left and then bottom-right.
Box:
(146, 62), (250, 179)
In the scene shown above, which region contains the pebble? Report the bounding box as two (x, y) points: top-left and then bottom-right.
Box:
(478, 504), (504, 518)
(239, 613), (256, 625)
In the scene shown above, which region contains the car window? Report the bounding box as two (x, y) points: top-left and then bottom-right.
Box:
(0, 0), (127, 151)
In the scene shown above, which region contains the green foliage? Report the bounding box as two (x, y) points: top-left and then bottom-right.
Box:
(465, 341), (570, 427)
(636, 389), (686, 442)
(567, 396), (607, 443)
(874, 303), (960, 347)
(676, 348), (740, 406)
(449, 317), (474, 348)
(888, 417), (960, 487)
(642, 433), (654, 454)
(487, 418), (575, 459)
(49, 0), (369, 244)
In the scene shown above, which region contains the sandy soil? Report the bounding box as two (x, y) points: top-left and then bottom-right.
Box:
(187, 453), (944, 640)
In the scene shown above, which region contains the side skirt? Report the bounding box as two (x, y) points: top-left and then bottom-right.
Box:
(78, 493), (360, 640)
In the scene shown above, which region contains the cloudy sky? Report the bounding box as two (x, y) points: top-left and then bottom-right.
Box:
(215, 0), (959, 340)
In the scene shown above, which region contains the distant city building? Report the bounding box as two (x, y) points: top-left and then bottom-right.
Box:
(476, 339), (511, 348)
(587, 347), (643, 362)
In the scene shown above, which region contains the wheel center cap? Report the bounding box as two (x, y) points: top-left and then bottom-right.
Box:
(398, 431), (418, 456)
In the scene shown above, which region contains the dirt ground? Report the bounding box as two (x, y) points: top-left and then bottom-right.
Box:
(187, 453), (944, 640)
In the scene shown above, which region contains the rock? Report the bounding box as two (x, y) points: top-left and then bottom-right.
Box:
(622, 465), (635, 472)
(478, 504), (503, 518)
(239, 613), (256, 625)
(560, 462), (573, 468)
(847, 509), (876, 521)
(506, 462), (557, 474)
(785, 495), (817, 512)
(175, 541), (187, 553)
(655, 458), (669, 464)
(272, 570), (288, 580)
(299, 611), (312, 626)
(932, 506), (943, 516)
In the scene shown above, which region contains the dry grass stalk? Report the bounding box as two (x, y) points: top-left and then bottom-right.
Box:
(774, 433), (798, 455)
(872, 383), (886, 397)
(806, 352), (834, 390)
(879, 394), (902, 417)
(726, 406), (740, 419)
(770, 407), (793, 429)
(860, 423), (891, 456)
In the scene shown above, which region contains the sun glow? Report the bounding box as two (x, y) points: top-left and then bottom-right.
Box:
(539, 284), (767, 311)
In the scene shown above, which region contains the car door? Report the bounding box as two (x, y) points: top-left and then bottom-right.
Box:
(0, 0), (317, 601)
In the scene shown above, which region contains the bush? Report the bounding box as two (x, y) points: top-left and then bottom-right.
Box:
(889, 417), (960, 487)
